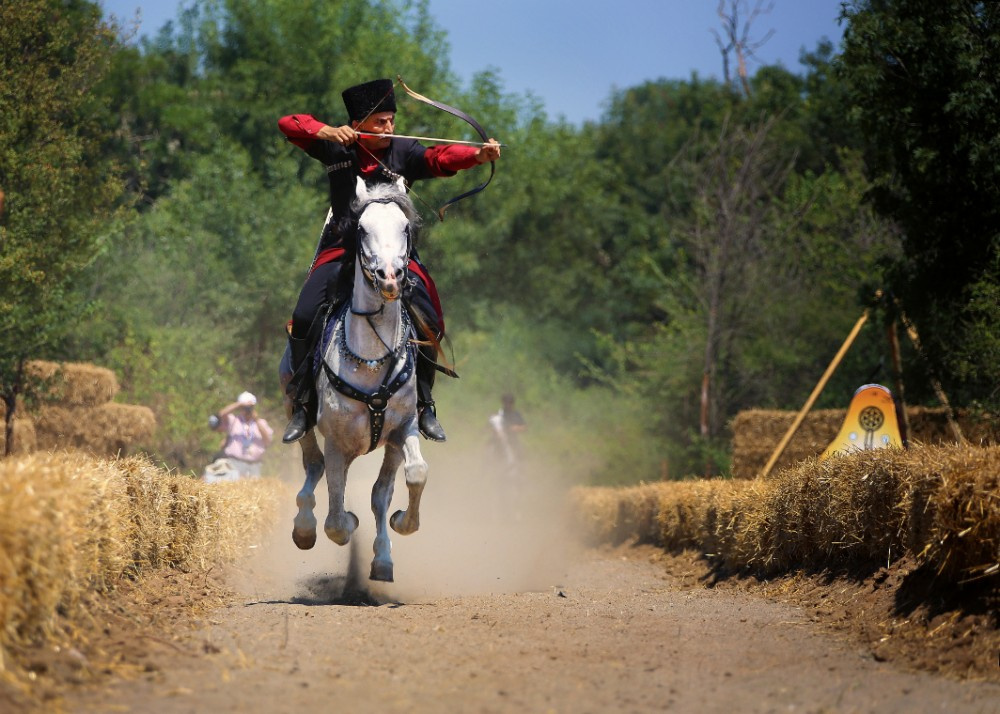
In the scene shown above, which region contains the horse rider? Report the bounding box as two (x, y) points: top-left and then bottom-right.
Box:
(278, 78), (501, 445)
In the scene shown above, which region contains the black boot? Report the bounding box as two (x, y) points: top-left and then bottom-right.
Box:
(416, 349), (446, 442)
(283, 336), (317, 444)
(418, 399), (446, 442)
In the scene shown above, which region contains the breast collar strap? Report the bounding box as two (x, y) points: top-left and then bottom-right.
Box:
(320, 342), (415, 454)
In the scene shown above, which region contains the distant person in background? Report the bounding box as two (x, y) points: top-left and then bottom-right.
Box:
(203, 392), (273, 482)
(489, 393), (526, 469)
(488, 393), (527, 519)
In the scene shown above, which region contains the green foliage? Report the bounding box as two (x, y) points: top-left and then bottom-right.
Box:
(71, 143), (318, 463)
(0, 0), (126, 446)
(838, 0), (1000, 404)
(436, 310), (667, 486)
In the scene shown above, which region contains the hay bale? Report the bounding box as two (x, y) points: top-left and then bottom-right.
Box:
(729, 409), (844, 478)
(729, 407), (1000, 479)
(0, 417), (37, 456)
(909, 445), (1000, 581)
(569, 486), (627, 545)
(0, 453), (130, 646)
(0, 452), (283, 659)
(655, 480), (735, 552)
(32, 403), (156, 456)
(573, 443), (1000, 587)
(23, 360), (119, 407)
(618, 482), (675, 545)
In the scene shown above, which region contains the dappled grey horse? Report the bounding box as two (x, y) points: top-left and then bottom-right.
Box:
(278, 177), (427, 582)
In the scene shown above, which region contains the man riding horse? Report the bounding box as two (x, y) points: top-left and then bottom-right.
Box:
(278, 78), (502, 445)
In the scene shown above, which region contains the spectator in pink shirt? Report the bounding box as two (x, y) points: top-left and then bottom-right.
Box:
(204, 391), (273, 481)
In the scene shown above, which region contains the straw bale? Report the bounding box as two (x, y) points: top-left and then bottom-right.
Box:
(0, 417), (36, 456)
(709, 478), (776, 571)
(23, 360), (119, 407)
(574, 443), (1000, 588)
(654, 479), (743, 553)
(569, 486), (629, 545)
(908, 445), (1000, 581)
(0, 452), (283, 662)
(32, 403), (156, 456)
(617, 482), (675, 545)
(729, 407), (1000, 479)
(729, 409), (843, 478)
(0, 453), (129, 647)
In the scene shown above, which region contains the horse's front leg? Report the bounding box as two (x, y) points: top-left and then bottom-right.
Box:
(390, 429), (427, 536)
(292, 429), (325, 550)
(370, 444), (404, 582)
(323, 449), (359, 545)
(281, 346), (327, 550)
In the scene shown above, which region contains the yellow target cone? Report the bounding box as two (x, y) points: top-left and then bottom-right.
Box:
(820, 384), (903, 459)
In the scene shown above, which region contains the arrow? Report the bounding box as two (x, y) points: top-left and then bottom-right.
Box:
(356, 131), (505, 147)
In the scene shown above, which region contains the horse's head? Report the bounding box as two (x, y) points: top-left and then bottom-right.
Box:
(353, 177), (419, 302)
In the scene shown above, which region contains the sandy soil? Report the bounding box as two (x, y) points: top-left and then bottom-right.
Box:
(4, 446), (999, 713)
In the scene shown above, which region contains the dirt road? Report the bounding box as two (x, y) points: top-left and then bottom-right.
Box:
(57, 451), (1000, 713)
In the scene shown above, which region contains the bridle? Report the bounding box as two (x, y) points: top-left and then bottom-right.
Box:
(354, 196), (413, 302)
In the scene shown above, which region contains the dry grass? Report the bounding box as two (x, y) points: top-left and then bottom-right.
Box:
(0, 452), (283, 673)
(573, 444), (1000, 588)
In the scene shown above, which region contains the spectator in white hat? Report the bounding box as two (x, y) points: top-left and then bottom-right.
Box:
(205, 391), (273, 481)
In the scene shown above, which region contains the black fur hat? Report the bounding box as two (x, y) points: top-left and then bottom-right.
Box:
(342, 79), (397, 121)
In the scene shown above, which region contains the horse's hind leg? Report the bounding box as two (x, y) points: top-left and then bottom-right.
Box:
(292, 430), (325, 550)
(370, 445), (405, 582)
(390, 431), (427, 536)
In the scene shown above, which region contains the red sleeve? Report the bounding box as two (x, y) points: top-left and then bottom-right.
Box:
(278, 114), (327, 150)
(424, 145), (481, 177)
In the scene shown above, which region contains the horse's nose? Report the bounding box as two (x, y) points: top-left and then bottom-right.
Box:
(377, 267), (405, 283)
(376, 267), (404, 298)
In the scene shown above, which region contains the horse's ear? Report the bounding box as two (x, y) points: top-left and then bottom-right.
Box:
(394, 176), (405, 193)
(356, 176), (369, 201)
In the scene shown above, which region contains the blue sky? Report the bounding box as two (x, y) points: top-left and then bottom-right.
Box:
(99, 0), (845, 125)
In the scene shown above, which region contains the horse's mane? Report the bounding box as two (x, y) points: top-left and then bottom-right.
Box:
(336, 181), (422, 236)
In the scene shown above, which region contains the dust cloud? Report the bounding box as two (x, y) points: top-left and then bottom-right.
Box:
(227, 424), (585, 605)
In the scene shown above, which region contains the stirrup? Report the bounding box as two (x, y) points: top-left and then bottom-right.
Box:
(418, 403), (446, 442)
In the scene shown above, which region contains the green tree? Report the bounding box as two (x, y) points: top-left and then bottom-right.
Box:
(0, 0), (126, 453)
(838, 0), (1000, 407)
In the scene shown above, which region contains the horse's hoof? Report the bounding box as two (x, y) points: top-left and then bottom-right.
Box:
(390, 509), (419, 535)
(370, 560), (394, 582)
(292, 529), (316, 550)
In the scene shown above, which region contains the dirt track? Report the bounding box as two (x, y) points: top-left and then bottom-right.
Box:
(46, 446), (995, 714)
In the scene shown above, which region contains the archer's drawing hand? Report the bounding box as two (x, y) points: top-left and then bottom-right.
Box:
(318, 124), (358, 145)
(476, 139), (501, 163)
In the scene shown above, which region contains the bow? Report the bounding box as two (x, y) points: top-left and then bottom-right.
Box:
(397, 76), (495, 220)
